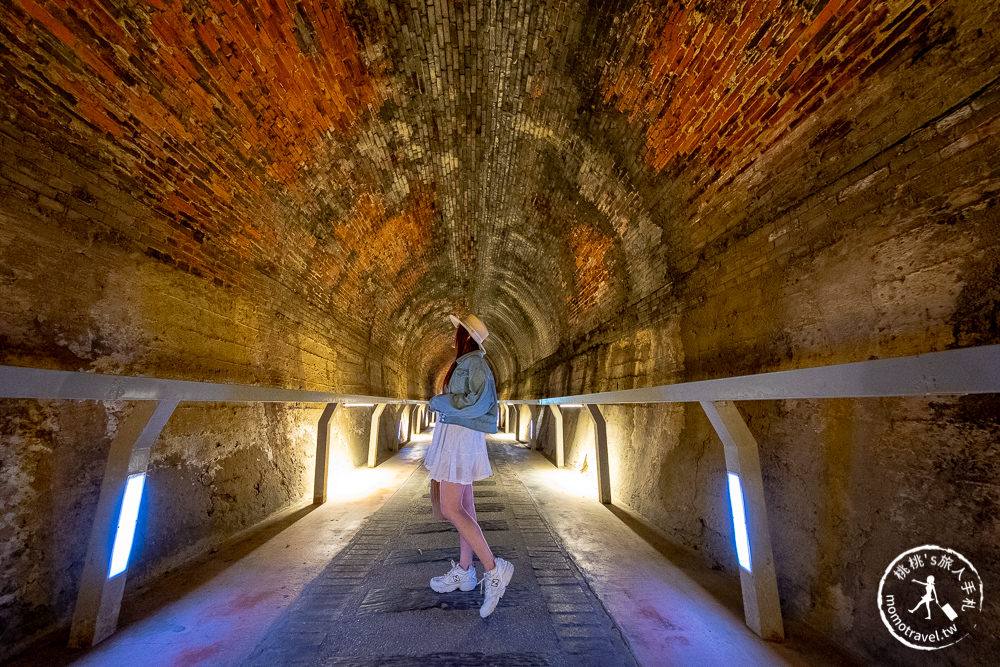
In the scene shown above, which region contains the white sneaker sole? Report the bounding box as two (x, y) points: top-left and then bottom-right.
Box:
(430, 578), (477, 593)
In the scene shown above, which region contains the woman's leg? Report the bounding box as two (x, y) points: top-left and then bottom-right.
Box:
(440, 480), (496, 572)
(458, 483), (479, 570)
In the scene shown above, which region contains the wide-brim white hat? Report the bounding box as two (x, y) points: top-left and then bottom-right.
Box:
(449, 313), (489, 346)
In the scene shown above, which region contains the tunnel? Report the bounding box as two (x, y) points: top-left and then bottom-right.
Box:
(1, 0), (998, 665)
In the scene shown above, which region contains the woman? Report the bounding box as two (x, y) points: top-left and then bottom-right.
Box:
(425, 313), (512, 618)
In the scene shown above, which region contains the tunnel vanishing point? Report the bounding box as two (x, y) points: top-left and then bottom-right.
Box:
(1, 1), (998, 665)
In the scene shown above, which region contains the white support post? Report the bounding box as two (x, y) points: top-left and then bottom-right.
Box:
(402, 404), (413, 445)
(585, 404), (612, 505)
(69, 399), (178, 648)
(367, 403), (387, 468)
(391, 406), (400, 452)
(548, 405), (565, 468)
(393, 405), (405, 451)
(519, 405), (533, 442)
(532, 407), (545, 450)
(527, 406), (540, 448)
(313, 403), (338, 505)
(701, 400), (784, 641)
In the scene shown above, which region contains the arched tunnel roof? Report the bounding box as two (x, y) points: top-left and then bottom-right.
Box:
(0, 0), (980, 398)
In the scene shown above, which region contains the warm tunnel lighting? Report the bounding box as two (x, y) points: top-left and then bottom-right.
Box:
(543, 464), (597, 498)
(559, 404), (584, 408)
(108, 473), (146, 579)
(325, 464), (397, 502)
(727, 472), (752, 572)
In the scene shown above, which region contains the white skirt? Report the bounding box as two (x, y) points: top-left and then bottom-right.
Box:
(423, 422), (493, 484)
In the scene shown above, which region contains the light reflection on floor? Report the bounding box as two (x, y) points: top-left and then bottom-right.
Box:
(540, 466), (600, 498)
(325, 430), (434, 501)
(399, 429), (432, 462)
(324, 466), (399, 502)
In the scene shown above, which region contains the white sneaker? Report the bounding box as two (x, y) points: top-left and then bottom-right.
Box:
(430, 560), (477, 593)
(479, 557), (514, 618)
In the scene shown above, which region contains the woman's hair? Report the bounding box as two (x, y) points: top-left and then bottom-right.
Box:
(443, 325), (481, 391)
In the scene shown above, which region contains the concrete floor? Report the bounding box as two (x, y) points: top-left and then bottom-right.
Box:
(11, 430), (856, 666)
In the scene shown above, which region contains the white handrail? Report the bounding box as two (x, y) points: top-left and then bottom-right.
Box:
(3, 344), (998, 406)
(0, 365), (424, 404)
(500, 344), (1000, 405)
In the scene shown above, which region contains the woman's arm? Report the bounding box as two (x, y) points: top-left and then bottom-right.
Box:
(429, 358), (494, 418)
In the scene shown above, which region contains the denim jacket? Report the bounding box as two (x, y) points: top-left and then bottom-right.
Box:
(428, 349), (499, 434)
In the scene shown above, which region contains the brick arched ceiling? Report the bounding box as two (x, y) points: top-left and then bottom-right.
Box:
(0, 0), (979, 396)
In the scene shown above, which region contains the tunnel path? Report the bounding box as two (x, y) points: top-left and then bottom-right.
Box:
(242, 439), (637, 666)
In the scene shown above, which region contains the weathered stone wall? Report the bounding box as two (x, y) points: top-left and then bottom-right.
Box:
(0, 400), (321, 656)
(0, 400), (112, 657)
(329, 405), (379, 469)
(586, 397), (999, 665)
(535, 407), (595, 473)
(125, 402), (322, 586)
(0, 398), (401, 659)
(371, 405), (407, 467)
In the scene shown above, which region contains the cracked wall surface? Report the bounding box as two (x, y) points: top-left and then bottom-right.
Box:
(1, 0), (998, 662)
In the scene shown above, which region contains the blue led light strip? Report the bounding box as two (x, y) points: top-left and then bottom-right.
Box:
(108, 473), (146, 578)
(727, 472), (752, 572)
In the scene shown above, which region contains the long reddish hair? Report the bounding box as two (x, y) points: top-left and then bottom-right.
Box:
(443, 325), (481, 391)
